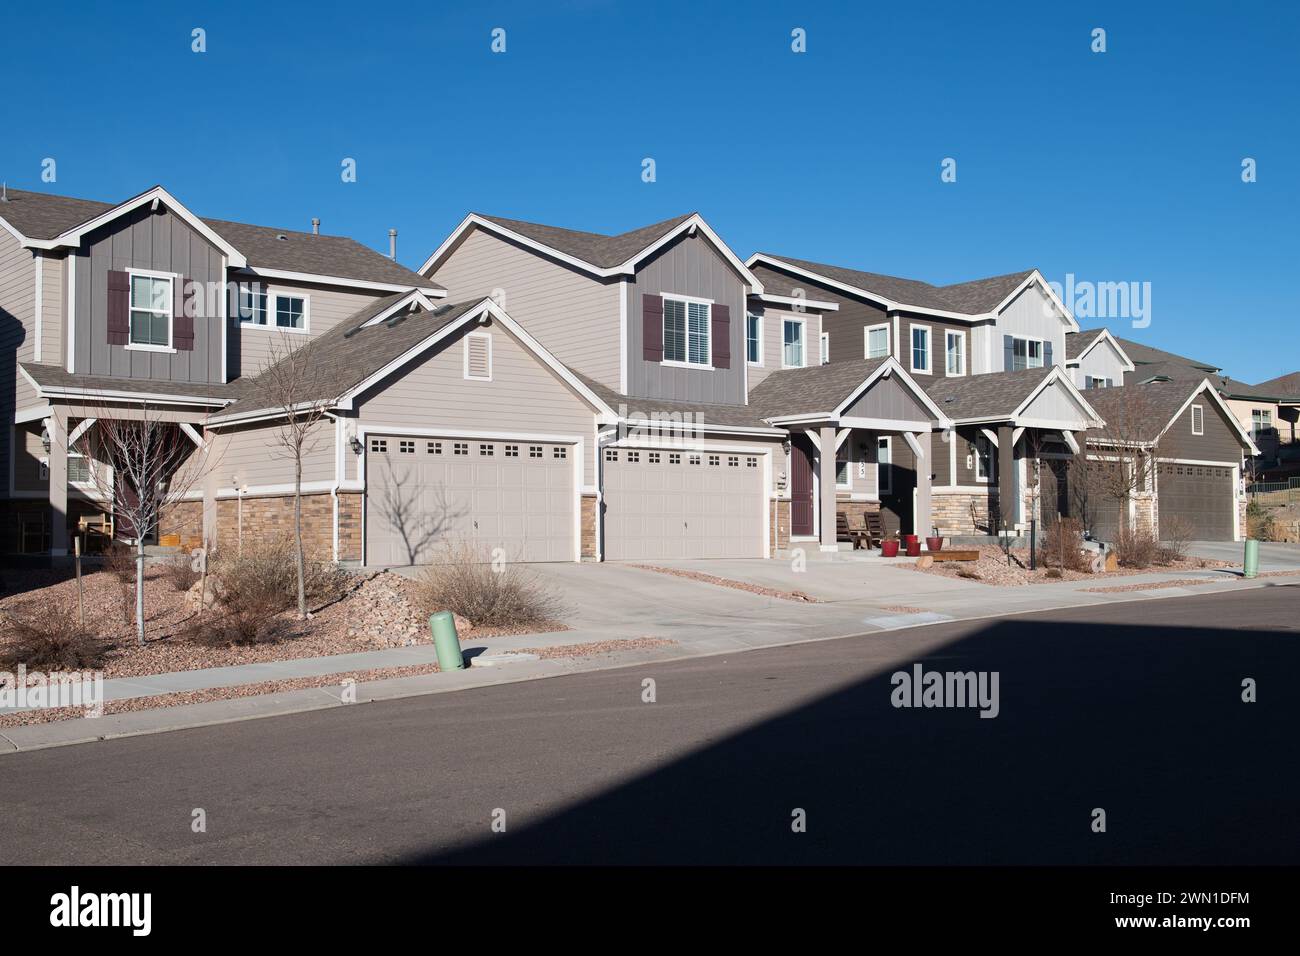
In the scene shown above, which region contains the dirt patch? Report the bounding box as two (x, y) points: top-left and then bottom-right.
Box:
(630, 564), (819, 602)
(902, 546), (1231, 587)
(517, 637), (676, 659)
(1080, 578), (1217, 594)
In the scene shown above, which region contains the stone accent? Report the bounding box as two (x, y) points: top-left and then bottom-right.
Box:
(1237, 496), (1248, 542)
(1134, 493), (1158, 537)
(581, 493), (598, 559)
(159, 500), (204, 550)
(337, 493), (362, 562)
(770, 497), (791, 553)
(214, 492), (336, 560)
(834, 495), (881, 528)
(932, 491), (998, 535)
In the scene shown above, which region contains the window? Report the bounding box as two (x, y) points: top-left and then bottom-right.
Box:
(864, 324), (889, 359)
(453, 442), (468, 455)
(663, 296), (710, 366)
(1085, 376), (1112, 389)
(945, 331), (965, 376)
(648, 452), (660, 464)
(689, 454), (701, 466)
(877, 437), (892, 494)
(68, 454), (90, 484)
(820, 331), (830, 365)
(370, 438), (387, 453)
(529, 445), (543, 458)
(399, 440), (415, 454)
(274, 294), (307, 330)
(429, 442), (442, 455)
(1010, 337), (1044, 371)
(669, 453), (681, 464)
(505, 444), (519, 457)
(1191, 404), (1205, 436)
(479, 443), (493, 456)
(910, 325), (931, 374)
(605, 449), (618, 462)
(627, 451), (640, 463)
(553, 446), (567, 459)
(129, 272), (172, 348)
(238, 284), (268, 325)
(782, 318), (805, 368)
(708, 455), (720, 466)
(728, 456), (739, 467)
(974, 435), (993, 482)
(746, 457), (758, 468)
(746, 313), (762, 365)
(1251, 408), (1272, 436)
(835, 444), (850, 488)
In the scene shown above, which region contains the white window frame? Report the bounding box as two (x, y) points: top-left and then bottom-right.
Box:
(270, 291), (310, 334)
(820, 330), (830, 365)
(909, 323), (932, 375)
(835, 441), (851, 489)
(745, 312), (763, 366)
(1010, 335), (1044, 371)
(974, 434), (993, 483)
(237, 282), (269, 326)
(125, 267), (175, 353)
(944, 329), (966, 377)
(1191, 404), (1204, 436)
(1251, 408), (1271, 436)
(877, 436), (892, 494)
(463, 330), (493, 381)
(661, 293), (712, 369)
(782, 317), (807, 369)
(1085, 375), (1112, 389)
(864, 323), (890, 360)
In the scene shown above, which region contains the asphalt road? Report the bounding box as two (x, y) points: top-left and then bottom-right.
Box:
(0, 585), (1296, 865)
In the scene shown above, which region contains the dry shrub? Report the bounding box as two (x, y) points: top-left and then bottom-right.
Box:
(415, 541), (565, 629)
(0, 603), (108, 671)
(1044, 568), (1063, 579)
(103, 542), (137, 624)
(1114, 524), (1160, 568)
(1158, 515), (1195, 563)
(1246, 499), (1276, 541)
(1042, 517), (1091, 572)
(161, 553), (200, 592)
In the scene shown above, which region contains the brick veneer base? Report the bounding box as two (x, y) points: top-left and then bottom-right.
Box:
(770, 498), (790, 554)
(932, 491), (998, 535)
(214, 492), (346, 562)
(581, 494), (597, 558)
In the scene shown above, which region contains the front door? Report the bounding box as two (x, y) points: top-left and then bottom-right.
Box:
(790, 435), (815, 536)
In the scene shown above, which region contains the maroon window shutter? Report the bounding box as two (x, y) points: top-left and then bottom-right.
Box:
(173, 276), (195, 351)
(106, 270), (130, 345)
(711, 304), (731, 369)
(642, 294), (663, 362)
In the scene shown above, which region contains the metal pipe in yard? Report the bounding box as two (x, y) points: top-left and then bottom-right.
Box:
(1243, 539), (1260, 579)
(430, 611), (465, 670)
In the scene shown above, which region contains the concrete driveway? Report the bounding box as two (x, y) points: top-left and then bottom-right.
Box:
(1188, 540), (1300, 570)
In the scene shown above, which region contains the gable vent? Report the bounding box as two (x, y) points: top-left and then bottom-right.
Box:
(464, 333), (492, 381)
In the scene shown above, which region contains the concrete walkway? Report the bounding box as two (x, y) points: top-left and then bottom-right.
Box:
(1188, 539), (1300, 570)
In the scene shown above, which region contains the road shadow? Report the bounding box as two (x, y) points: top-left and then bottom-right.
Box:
(404, 608), (1299, 865)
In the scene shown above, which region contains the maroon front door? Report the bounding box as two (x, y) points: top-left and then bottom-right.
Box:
(115, 477), (140, 542)
(790, 435), (815, 537)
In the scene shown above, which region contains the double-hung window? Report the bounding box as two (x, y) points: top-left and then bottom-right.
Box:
(835, 443), (851, 487)
(782, 318), (805, 368)
(1251, 408), (1271, 437)
(663, 296), (710, 366)
(877, 437), (892, 494)
(746, 312), (762, 365)
(945, 331), (965, 376)
(275, 294), (307, 330)
(238, 284), (268, 325)
(1010, 336), (1044, 371)
(974, 435), (993, 482)
(910, 325), (931, 373)
(240, 286), (308, 331)
(864, 324), (889, 359)
(129, 272), (173, 348)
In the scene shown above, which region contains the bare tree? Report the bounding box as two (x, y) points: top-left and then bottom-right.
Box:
(1078, 387), (1160, 538)
(250, 333), (342, 619)
(72, 407), (210, 644)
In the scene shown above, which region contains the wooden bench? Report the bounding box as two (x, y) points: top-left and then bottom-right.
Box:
(929, 549), (980, 562)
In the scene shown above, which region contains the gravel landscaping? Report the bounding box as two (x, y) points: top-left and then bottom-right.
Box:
(901, 546), (1232, 587)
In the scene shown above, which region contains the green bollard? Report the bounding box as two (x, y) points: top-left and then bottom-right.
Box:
(429, 611), (465, 670)
(1243, 539), (1260, 579)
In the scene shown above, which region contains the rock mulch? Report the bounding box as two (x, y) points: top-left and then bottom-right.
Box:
(903, 546), (1232, 587)
(1081, 578), (1218, 594)
(630, 564), (819, 602)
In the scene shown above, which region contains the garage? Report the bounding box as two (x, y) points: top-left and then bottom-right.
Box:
(364, 435), (576, 566)
(1157, 461), (1235, 541)
(601, 447), (766, 560)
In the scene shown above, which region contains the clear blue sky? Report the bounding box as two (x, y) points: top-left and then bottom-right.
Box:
(2, 1), (1295, 382)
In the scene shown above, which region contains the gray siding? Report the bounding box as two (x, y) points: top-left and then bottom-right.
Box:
(1071, 337), (1128, 389)
(995, 283), (1067, 371)
(749, 262), (890, 368)
(843, 374), (932, 423)
(1159, 399), (1244, 463)
(897, 311), (975, 379)
(1, 228), (36, 495)
(430, 226), (622, 389)
(76, 204), (225, 384)
(746, 305), (823, 388)
(627, 232), (747, 405)
(1020, 378), (1092, 424)
(214, 418), (335, 489)
(41, 253), (66, 367)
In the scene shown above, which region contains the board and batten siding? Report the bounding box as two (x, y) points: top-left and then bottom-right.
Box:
(429, 227), (621, 390)
(995, 284), (1067, 372)
(354, 321), (599, 487)
(1158, 399), (1244, 463)
(627, 232), (748, 406)
(0, 227), (37, 495)
(230, 280), (382, 381)
(745, 306), (823, 388)
(1069, 337), (1128, 388)
(75, 204), (225, 384)
(1019, 379), (1091, 424)
(843, 372), (934, 424)
(41, 253), (65, 367)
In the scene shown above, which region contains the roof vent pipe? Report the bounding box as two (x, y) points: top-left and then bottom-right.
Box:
(1, 182), (9, 202)
(388, 229), (397, 261)
(311, 218), (320, 236)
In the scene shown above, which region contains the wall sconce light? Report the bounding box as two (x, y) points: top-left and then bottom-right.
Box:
(40, 428), (51, 453)
(349, 437), (364, 455)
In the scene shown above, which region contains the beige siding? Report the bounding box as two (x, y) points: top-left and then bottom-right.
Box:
(354, 321), (599, 486)
(233, 280), (383, 380)
(1020, 379), (1092, 424)
(430, 227), (621, 389)
(1, 229), (36, 492)
(41, 253), (65, 366)
(213, 418), (336, 489)
(747, 307), (823, 389)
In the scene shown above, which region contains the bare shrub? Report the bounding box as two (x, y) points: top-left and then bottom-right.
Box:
(1042, 517), (1091, 572)
(161, 554), (200, 592)
(1246, 499), (1276, 541)
(1114, 524), (1160, 568)
(1158, 515), (1195, 563)
(103, 543), (137, 624)
(0, 603), (108, 671)
(415, 541), (565, 629)
(1044, 568), (1063, 579)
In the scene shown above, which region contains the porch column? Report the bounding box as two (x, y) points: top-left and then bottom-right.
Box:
(819, 424), (838, 551)
(997, 424), (1015, 531)
(202, 428), (218, 554)
(48, 406), (69, 556)
(914, 430), (932, 537)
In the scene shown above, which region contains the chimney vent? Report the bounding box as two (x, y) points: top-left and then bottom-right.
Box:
(388, 229), (397, 261)
(0, 183), (7, 202)
(311, 218), (320, 236)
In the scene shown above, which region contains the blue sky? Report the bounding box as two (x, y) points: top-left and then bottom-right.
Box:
(2, 1), (1295, 381)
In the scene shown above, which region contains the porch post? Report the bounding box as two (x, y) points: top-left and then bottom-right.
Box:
(202, 428), (218, 555)
(819, 424), (837, 551)
(997, 424), (1015, 530)
(48, 406), (69, 556)
(914, 430), (932, 537)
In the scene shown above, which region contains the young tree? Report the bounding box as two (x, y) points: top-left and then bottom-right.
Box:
(250, 333), (342, 619)
(72, 408), (210, 644)
(1077, 386), (1160, 539)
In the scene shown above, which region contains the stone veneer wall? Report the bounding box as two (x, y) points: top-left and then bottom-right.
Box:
(770, 498), (790, 553)
(581, 494), (597, 559)
(159, 500), (204, 549)
(932, 491), (998, 535)
(213, 493), (342, 561)
(1133, 493), (1158, 537)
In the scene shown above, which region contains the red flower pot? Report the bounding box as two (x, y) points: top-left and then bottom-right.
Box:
(926, 536), (944, 552)
(881, 539), (900, 557)
(905, 539), (922, 557)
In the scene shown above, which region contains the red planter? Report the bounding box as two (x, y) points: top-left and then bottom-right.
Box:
(880, 539), (900, 557)
(926, 536), (944, 552)
(905, 539), (922, 557)
(903, 534), (918, 547)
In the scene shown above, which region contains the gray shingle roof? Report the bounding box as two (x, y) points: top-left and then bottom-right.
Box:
(922, 367), (1056, 421)
(1111, 334), (1219, 372)
(568, 370), (777, 429)
(1252, 371), (1300, 400)
(753, 254), (1034, 315)
(747, 358), (893, 418)
(20, 363), (237, 403)
(476, 212), (696, 269)
(1083, 380), (1208, 443)
(1065, 328), (1108, 360)
(0, 187), (440, 290)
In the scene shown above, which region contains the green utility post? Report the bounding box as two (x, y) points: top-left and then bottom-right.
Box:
(1243, 539), (1260, 579)
(429, 611), (465, 670)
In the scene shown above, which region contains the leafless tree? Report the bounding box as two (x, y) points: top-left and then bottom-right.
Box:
(71, 407), (210, 644)
(250, 333), (342, 618)
(1078, 387), (1160, 538)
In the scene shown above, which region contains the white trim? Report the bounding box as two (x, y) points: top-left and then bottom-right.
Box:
(178, 422), (205, 447)
(980, 427), (999, 448)
(219, 254), (229, 383)
(125, 267), (176, 350)
(660, 293), (714, 368)
(1155, 457), (1240, 467)
(991, 270), (1079, 332)
(974, 432), (993, 483)
(463, 330), (493, 381)
(746, 310), (764, 367)
(1060, 430), (1081, 455)
(757, 292), (838, 311)
(357, 289), (439, 328)
(781, 315), (807, 369)
(1154, 379), (1260, 455)
(837, 415), (934, 432)
(618, 279), (629, 393)
(944, 328), (967, 377)
(863, 322), (890, 360)
(892, 314), (901, 361)
(33, 254), (43, 362)
(820, 330), (830, 365)
(237, 266), (444, 296)
(902, 431), (925, 461)
(909, 323), (932, 375)
(1072, 328), (1136, 371)
(877, 436), (893, 495)
(1007, 334), (1046, 372)
(1190, 403), (1204, 436)
(67, 417), (97, 447)
(15, 404), (53, 424)
(1012, 366), (1104, 428)
(66, 252), (76, 373)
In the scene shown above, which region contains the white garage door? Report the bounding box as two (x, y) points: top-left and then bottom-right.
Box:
(602, 447), (766, 560)
(365, 436), (575, 566)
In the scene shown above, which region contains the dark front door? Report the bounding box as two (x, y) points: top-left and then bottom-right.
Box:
(790, 435), (815, 537)
(1038, 457), (1071, 523)
(115, 477), (140, 542)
